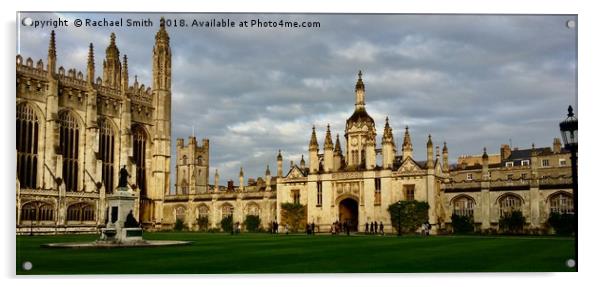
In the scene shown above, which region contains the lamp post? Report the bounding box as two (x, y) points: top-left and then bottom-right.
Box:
(397, 201), (402, 236)
(559, 105), (577, 269)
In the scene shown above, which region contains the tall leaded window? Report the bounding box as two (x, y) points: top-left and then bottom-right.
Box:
(246, 203), (260, 216)
(59, 111), (80, 192)
(99, 119), (115, 193)
(404, 184), (415, 201)
(67, 203), (95, 221)
(550, 193), (574, 214)
(292, 190), (301, 204)
(198, 205), (209, 218)
(374, 178), (381, 205)
(499, 194), (522, 216)
(16, 104), (39, 189)
(453, 196), (475, 217)
(132, 125), (147, 197)
(317, 181), (323, 206)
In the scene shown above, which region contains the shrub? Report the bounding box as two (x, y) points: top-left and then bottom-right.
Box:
(547, 212), (575, 236)
(174, 218), (185, 231)
(244, 215), (261, 232)
(280, 202), (307, 233)
(499, 211), (526, 234)
(220, 215), (233, 233)
(196, 216), (209, 231)
(451, 213), (474, 234)
(387, 200), (429, 235)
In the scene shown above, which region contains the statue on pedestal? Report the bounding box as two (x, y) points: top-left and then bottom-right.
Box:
(118, 165), (129, 189)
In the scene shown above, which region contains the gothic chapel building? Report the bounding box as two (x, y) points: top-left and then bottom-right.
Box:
(16, 21), (172, 234)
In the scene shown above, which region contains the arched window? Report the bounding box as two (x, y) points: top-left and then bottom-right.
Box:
(21, 201), (54, 222)
(16, 103), (39, 189)
(452, 196), (475, 217)
(198, 205), (209, 218)
(246, 203), (260, 216)
(175, 206), (186, 221)
(550, 193), (574, 214)
(98, 118), (115, 193)
(67, 203), (95, 221)
(197, 156), (202, 165)
(132, 125), (147, 197)
(59, 111), (80, 192)
(499, 194), (522, 216)
(221, 204), (233, 219)
(182, 155), (187, 165)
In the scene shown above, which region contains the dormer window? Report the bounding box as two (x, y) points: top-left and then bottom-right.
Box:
(505, 162), (514, 168)
(521, 160), (530, 166)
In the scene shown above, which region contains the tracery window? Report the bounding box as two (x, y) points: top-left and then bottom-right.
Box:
(21, 202), (54, 222)
(59, 111), (80, 192)
(98, 119), (115, 193)
(499, 194), (522, 216)
(221, 204), (233, 219)
(550, 193), (574, 214)
(453, 196), (475, 217)
(67, 203), (95, 221)
(132, 125), (147, 197)
(16, 104), (39, 189)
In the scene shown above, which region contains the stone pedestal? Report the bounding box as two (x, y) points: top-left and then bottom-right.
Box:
(99, 186), (143, 244)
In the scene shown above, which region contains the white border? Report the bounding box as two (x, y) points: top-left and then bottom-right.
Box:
(2, 0), (601, 286)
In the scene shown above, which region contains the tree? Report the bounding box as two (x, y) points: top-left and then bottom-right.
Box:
(387, 200), (429, 235)
(451, 213), (474, 234)
(499, 211), (526, 234)
(244, 215), (261, 232)
(280, 202), (307, 233)
(547, 212), (575, 236)
(220, 215), (233, 233)
(196, 216), (209, 231)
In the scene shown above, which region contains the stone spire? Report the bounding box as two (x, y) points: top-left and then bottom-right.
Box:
(277, 149), (283, 161)
(277, 150), (283, 177)
(334, 134), (342, 154)
(47, 30), (57, 75)
(87, 43), (95, 84)
(402, 126), (413, 159)
(382, 116), (395, 145)
(355, 70), (365, 111)
(324, 124), (334, 150)
(309, 125), (319, 151)
(265, 165), (271, 176)
(153, 17), (171, 91)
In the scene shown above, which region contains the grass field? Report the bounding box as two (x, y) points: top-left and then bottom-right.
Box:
(16, 232), (576, 274)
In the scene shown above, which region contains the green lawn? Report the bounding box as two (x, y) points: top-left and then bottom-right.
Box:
(16, 232), (575, 274)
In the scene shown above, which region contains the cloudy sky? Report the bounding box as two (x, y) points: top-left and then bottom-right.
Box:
(17, 13), (577, 190)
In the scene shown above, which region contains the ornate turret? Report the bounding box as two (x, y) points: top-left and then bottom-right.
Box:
(265, 165), (272, 192)
(402, 126), (413, 159)
(86, 43), (95, 84)
(309, 125), (319, 173)
(276, 150), (283, 177)
(382, 117), (396, 169)
(442, 141), (449, 172)
(482, 147), (489, 180)
(47, 30), (57, 76)
(355, 70), (365, 110)
(153, 17), (171, 91)
(345, 71), (376, 168)
(334, 134), (343, 171)
(122, 54), (129, 92)
(300, 154), (306, 169)
(323, 124), (334, 172)
(426, 134), (434, 169)
(239, 167), (244, 190)
(214, 169), (219, 193)
(102, 33), (122, 89)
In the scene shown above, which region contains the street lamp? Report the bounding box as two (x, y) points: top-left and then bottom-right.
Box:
(559, 105), (577, 268)
(559, 105), (577, 199)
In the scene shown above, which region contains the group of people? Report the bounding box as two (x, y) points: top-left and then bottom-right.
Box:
(305, 222), (317, 235)
(365, 221), (385, 235)
(421, 221), (432, 236)
(269, 221), (289, 235)
(330, 220), (354, 236)
(230, 221), (242, 235)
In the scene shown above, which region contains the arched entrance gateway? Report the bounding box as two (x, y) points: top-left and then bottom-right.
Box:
(338, 198), (359, 231)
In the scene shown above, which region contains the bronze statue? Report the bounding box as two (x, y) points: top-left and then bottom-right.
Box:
(118, 165), (129, 188)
